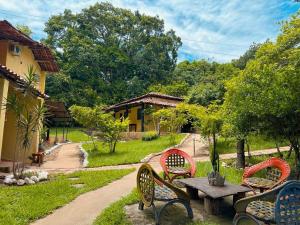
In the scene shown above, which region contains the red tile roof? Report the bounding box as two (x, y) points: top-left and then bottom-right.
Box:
(0, 20), (59, 72)
(106, 92), (183, 111)
(0, 64), (46, 98)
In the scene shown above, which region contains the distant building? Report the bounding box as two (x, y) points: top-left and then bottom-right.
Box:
(0, 20), (58, 161)
(106, 92), (183, 132)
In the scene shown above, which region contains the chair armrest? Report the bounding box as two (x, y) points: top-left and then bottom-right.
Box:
(235, 182), (284, 213)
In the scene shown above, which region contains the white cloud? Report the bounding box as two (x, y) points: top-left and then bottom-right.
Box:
(0, 0), (299, 62)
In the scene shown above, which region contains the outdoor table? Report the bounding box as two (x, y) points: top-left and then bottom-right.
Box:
(177, 177), (251, 215)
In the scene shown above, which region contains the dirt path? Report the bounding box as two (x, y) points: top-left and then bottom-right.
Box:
(40, 143), (82, 170)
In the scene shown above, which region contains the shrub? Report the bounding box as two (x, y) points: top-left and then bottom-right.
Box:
(142, 131), (159, 141)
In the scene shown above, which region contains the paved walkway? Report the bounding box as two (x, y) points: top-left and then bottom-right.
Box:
(41, 143), (82, 170)
(31, 137), (290, 225)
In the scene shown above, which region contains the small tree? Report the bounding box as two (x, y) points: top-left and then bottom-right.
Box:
(197, 103), (222, 172)
(152, 107), (187, 145)
(70, 105), (129, 153)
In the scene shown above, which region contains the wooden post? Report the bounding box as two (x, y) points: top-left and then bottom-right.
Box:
(62, 125), (65, 142)
(141, 103), (145, 132)
(204, 197), (222, 215)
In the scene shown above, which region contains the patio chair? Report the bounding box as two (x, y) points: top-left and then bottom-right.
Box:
(160, 148), (196, 183)
(137, 163), (193, 225)
(233, 180), (300, 225)
(242, 157), (291, 193)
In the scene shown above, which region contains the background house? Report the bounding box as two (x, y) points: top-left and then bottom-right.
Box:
(106, 92), (183, 132)
(0, 20), (58, 162)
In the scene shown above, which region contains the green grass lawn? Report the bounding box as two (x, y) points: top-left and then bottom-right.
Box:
(49, 127), (90, 142)
(0, 169), (133, 225)
(83, 134), (186, 167)
(216, 134), (289, 154)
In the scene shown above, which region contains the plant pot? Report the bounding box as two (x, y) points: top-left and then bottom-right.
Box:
(207, 171), (225, 186)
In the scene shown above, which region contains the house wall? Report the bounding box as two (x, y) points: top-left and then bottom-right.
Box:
(1, 85), (40, 161)
(0, 40), (46, 161)
(114, 104), (167, 132)
(0, 40), (46, 93)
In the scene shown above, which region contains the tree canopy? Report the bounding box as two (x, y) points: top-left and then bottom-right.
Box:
(223, 12), (300, 171)
(44, 2), (181, 106)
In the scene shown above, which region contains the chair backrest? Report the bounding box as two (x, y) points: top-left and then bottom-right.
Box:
(243, 157), (291, 183)
(137, 163), (155, 207)
(275, 181), (300, 224)
(160, 148), (196, 176)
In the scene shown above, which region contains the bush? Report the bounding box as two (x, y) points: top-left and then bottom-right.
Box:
(142, 131), (159, 141)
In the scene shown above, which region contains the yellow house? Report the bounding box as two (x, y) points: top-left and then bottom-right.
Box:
(106, 92), (183, 132)
(0, 20), (58, 162)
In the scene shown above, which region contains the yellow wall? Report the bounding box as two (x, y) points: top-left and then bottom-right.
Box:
(1, 85), (40, 161)
(114, 105), (166, 132)
(0, 78), (9, 159)
(0, 40), (46, 93)
(0, 40), (45, 161)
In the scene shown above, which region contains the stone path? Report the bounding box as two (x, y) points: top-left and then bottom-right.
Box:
(41, 143), (82, 170)
(31, 137), (290, 225)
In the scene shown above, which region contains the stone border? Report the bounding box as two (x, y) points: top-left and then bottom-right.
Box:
(44, 143), (63, 155)
(79, 143), (89, 167)
(140, 133), (191, 163)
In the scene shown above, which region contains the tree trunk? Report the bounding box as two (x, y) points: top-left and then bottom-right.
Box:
(236, 139), (245, 169)
(275, 143), (283, 158)
(287, 145), (293, 159)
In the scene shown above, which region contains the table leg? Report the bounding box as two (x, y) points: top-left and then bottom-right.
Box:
(186, 186), (199, 200)
(204, 196), (222, 215)
(233, 192), (246, 205)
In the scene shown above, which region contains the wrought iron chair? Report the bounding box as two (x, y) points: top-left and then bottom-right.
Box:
(137, 163), (193, 225)
(160, 148), (196, 183)
(242, 157), (291, 192)
(233, 180), (300, 225)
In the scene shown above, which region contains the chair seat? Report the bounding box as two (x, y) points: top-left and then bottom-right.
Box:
(168, 166), (190, 175)
(246, 200), (275, 223)
(154, 184), (177, 201)
(245, 177), (277, 189)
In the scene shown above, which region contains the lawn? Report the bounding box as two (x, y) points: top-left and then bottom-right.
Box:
(83, 134), (186, 167)
(0, 169), (133, 225)
(49, 127), (90, 143)
(216, 134), (289, 154)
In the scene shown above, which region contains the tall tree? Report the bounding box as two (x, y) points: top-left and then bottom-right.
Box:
(44, 3), (181, 106)
(223, 12), (300, 173)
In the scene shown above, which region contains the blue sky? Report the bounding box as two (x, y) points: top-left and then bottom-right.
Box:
(0, 0), (299, 62)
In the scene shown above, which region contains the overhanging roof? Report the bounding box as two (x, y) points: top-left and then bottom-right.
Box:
(45, 100), (71, 122)
(0, 20), (59, 72)
(106, 92), (183, 111)
(0, 64), (46, 98)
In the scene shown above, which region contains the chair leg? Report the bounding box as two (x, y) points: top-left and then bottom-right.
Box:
(157, 199), (194, 224)
(182, 201), (193, 219)
(138, 201), (144, 210)
(152, 203), (160, 225)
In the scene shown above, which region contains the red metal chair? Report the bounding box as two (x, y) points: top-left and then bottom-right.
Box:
(160, 148), (196, 183)
(242, 157), (291, 192)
